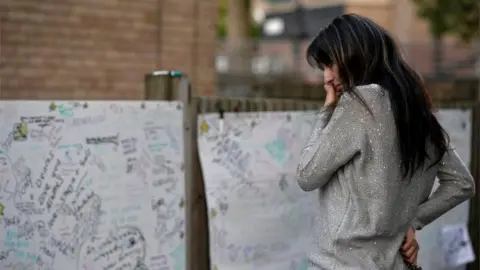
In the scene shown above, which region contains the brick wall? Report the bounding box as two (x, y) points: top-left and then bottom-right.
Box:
(345, 3), (394, 32)
(0, 0), (217, 99)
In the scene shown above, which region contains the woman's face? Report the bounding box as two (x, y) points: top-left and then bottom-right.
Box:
(323, 64), (343, 92)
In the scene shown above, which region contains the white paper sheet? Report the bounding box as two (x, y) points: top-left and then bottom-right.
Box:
(440, 224), (475, 267)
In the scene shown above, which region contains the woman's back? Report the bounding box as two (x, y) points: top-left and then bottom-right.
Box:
(296, 84), (475, 269)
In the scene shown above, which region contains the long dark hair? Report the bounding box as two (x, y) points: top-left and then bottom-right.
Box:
(306, 13), (449, 178)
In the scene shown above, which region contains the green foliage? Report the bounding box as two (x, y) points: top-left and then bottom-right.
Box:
(217, 0), (261, 38)
(412, 0), (479, 42)
(218, 0), (228, 38)
(250, 23), (262, 38)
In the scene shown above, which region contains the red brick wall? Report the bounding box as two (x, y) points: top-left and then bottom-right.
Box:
(0, 0), (217, 99)
(346, 3), (394, 33)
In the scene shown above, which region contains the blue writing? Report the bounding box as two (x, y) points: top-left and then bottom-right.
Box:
(5, 231), (30, 249)
(15, 250), (24, 258)
(148, 143), (167, 152)
(58, 144), (82, 149)
(13, 250), (37, 262)
(85, 177), (93, 186)
(6, 231), (17, 240)
(58, 104), (74, 117)
(26, 252), (38, 262)
(264, 139), (286, 164)
(4, 241), (29, 248)
(299, 258), (309, 270)
(171, 243), (186, 270)
(166, 127), (180, 154)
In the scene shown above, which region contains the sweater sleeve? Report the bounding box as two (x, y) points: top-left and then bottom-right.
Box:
(296, 97), (368, 191)
(411, 147), (475, 230)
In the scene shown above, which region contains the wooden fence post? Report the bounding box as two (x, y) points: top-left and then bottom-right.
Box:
(145, 70), (182, 100)
(179, 78), (210, 270)
(145, 70), (210, 270)
(467, 101), (480, 270)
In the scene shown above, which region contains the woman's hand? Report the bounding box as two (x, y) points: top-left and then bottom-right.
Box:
(401, 226), (419, 265)
(324, 82), (339, 107)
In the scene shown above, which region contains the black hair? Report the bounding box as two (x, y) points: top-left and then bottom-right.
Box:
(306, 13), (449, 178)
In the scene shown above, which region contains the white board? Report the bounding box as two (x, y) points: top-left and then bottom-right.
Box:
(198, 109), (473, 270)
(440, 224), (475, 267)
(0, 101), (186, 270)
(417, 109), (473, 270)
(198, 111), (318, 270)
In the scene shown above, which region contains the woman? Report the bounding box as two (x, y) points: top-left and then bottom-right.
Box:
(296, 13), (475, 270)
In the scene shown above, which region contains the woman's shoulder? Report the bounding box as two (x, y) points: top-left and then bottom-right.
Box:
(344, 84), (389, 109)
(336, 84), (390, 119)
(353, 84), (387, 99)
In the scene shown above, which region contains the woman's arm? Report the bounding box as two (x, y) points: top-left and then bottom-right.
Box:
(296, 97), (367, 191)
(411, 148), (475, 230)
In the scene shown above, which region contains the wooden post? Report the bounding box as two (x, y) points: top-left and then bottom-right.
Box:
(467, 81), (480, 270)
(179, 78), (210, 270)
(145, 70), (209, 270)
(145, 71), (177, 100)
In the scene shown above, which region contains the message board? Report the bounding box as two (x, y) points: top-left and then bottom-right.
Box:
(0, 101), (186, 270)
(198, 111), (317, 270)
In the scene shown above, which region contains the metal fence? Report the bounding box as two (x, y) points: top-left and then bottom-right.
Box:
(217, 39), (480, 77)
(145, 71), (480, 270)
(216, 39), (480, 98)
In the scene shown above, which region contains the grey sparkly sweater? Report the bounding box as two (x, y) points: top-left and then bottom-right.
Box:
(296, 84), (475, 270)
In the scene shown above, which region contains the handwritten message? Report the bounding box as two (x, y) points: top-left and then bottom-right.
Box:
(198, 111), (317, 270)
(0, 101), (186, 270)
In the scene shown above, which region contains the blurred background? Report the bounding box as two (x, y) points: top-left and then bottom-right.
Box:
(217, 0), (479, 99)
(0, 0), (478, 101)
